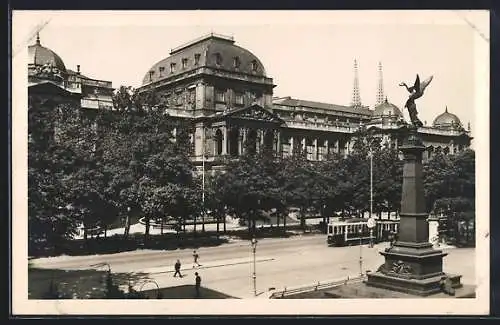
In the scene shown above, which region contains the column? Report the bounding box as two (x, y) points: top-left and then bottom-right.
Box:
(324, 139), (329, 160)
(313, 138), (318, 161)
(222, 126), (228, 155)
(335, 139), (339, 154)
(289, 136), (294, 156)
(273, 129), (280, 156)
(238, 128), (244, 155)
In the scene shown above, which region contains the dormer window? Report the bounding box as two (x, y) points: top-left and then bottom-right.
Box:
(194, 53), (201, 65)
(170, 63), (176, 73)
(215, 53), (223, 66)
(148, 70), (155, 81)
(182, 58), (188, 69)
(159, 66), (165, 76)
(251, 60), (258, 72)
(233, 56), (240, 69)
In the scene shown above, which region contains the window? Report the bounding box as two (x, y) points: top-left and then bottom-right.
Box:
(251, 60), (258, 72)
(234, 92), (244, 105)
(159, 66), (165, 76)
(215, 89), (225, 103)
(215, 53), (222, 65)
(148, 70), (155, 81)
(170, 63), (176, 73)
(194, 53), (201, 65)
(233, 56), (240, 69)
(182, 58), (188, 69)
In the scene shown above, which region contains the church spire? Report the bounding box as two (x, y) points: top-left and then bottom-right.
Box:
(376, 61), (385, 106)
(351, 59), (362, 107)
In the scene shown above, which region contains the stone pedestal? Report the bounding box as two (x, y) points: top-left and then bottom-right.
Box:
(365, 126), (463, 296)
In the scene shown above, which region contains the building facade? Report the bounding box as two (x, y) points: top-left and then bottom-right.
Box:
(27, 33), (472, 171)
(28, 33), (114, 112)
(137, 33), (472, 172)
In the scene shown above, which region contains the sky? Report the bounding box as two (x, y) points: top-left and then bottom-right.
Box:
(12, 10), (489, 137)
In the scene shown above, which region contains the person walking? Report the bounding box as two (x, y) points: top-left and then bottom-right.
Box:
(195, 272), (201, 298)
(192, 250), (201, 268)
(173, 259), (183, 278)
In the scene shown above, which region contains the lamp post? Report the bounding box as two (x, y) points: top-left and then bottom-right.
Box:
(251, 237), (258, 296)
(369, 149), (374, 248)
(201, 126), (207, 232)
(358, 227), (363, 276)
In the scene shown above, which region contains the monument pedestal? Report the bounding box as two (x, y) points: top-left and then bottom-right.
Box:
(365, 126), (464, 297)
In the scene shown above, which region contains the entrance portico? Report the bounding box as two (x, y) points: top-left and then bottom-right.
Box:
(193, 104), (285, 170)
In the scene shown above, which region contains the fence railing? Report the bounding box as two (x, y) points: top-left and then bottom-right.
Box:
(268, 274), (366, 299)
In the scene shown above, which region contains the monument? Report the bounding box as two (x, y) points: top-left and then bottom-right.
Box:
(323, 75), (474, 298)
(364, 74), (462, 296)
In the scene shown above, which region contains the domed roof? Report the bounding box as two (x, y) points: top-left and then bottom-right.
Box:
(142, 33), (267, 85)
(372, 98), (403, 118)
(28, 34), (67, 73)
(433, 106), (462, 128)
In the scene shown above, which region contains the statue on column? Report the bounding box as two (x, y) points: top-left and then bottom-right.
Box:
(399, 74), (433, 128)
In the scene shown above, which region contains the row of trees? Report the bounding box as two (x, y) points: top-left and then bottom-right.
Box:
(28, 86), (475, 255)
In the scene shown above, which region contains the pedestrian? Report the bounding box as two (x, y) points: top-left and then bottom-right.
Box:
(173, 259), (183, 278)
(195, 272), (201, 298)
(192, 250), (201, 268)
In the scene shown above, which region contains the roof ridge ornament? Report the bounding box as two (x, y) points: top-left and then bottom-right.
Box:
(36, 32), (40, 45)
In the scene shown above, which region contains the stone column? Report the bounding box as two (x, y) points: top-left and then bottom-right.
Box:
(222, 126), (228, 155)
(274, 129), (280, 156)
(289, 136), (294, 156)
(313, 138), (318, 161)
(324, 139), (329, 159)
(335, 139), (339, 154)
(238, 128), (244, 156)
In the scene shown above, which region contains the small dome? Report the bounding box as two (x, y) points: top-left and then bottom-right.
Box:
(433, 106), (462, 128)
(373, 98), (403, 118)
(28, 34), (67, 73)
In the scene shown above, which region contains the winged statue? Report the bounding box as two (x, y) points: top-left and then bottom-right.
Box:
(399, 74), (433, 127)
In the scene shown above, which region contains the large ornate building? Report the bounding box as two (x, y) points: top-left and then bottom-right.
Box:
(137, 33), (472, 172)
(28, 33), (114, 112)
(27, 33), (472, 171)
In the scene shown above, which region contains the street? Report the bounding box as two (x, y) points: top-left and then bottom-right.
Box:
(31, 234), (475, 299)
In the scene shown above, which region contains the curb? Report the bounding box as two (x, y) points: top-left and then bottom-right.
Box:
(136, 257), (275, 275)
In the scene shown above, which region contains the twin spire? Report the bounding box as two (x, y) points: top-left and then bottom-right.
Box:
(350, 59), (385, 108)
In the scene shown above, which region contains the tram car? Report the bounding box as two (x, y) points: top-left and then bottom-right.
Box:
(326, 217), (399, 247)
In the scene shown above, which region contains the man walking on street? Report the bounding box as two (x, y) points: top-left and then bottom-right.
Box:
(192, 250), (201, 268)
(195, 272), (201, 298)
(173, 259), (183, 278)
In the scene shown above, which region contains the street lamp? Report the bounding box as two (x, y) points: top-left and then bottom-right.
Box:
(201, 126), (208, 232)
(368, 149), (374, 248)
(251, 237), (258, 296)
(358, 227), (364, 277)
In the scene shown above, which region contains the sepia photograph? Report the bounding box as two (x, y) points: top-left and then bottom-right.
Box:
(11, 10), (490, 315)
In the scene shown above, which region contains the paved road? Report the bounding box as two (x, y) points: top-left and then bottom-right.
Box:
(31, 234), (475, 298)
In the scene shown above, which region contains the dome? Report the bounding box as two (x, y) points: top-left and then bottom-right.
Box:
(372, 98), (403, 118)
(432, 107), (462, 128)
(28, 34), (67, 73)
(142, 33), (267, 85)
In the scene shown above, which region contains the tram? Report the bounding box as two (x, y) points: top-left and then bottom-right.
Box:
(326, 217), (399, 247)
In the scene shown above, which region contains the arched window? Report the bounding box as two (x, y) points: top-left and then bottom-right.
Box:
(228, 127), (239, 156)
(246, 129), (257, 154)
(263, 130), (274, 152)
(214, 129), (223, 155)
(215, 53), (223, 66)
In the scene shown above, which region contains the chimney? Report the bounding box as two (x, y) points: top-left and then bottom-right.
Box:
(76, 65), (81, 74)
